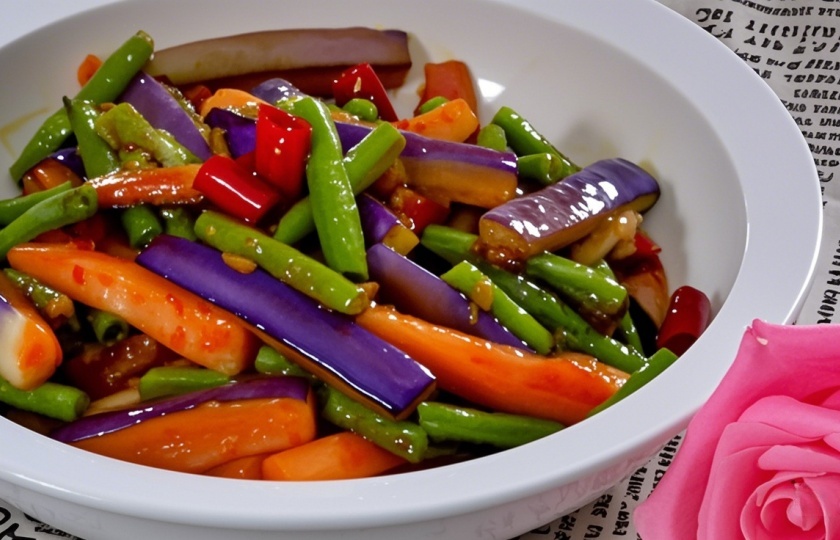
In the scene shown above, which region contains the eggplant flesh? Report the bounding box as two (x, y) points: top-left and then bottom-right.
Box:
(478, 158), (660, 262)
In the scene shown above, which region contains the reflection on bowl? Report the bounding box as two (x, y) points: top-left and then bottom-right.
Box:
(0, 0), (821, 538)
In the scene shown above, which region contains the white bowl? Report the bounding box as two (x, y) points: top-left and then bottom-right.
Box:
(0, 0), (821, 539)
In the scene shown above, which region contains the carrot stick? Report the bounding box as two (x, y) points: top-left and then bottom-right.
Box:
(204, 453), (269, 480)
(198, 88), (268, 118)
(7, 243), (260, 375)
(392, 98), (478, 143)
(74, 396), (317, 474)
(356, 305), (628, 425)
(0, 272), (63, 390)
(415, 61), (479, 117)
(262, 431), (406, 481)
(88, 164), (203, 207)
(77, 54), (103, 87)
(22, 158), (84, 195)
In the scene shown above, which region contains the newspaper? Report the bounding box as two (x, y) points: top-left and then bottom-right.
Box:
(2, 0), (840, 538)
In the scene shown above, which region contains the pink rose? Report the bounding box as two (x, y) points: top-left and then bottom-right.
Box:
(634, 320), (840, 539)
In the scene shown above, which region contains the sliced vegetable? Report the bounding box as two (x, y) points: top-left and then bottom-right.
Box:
(88, 164), (203, 207)
(138, 366), (231, 401)
(119, 71), (212, 160)
(415, 60), (479, 117)
(193, 155), (282, 223)
(66, 386), (317, 474)
(145, 27), (412, 97)
(366, 243), (529, 350)
(393, 98), (478, 143)
(254, 345), (313, 380)
(7, 243), (260, 375)
(655, 285), (712, 356)
(63, 97), (120, 178)
(336, 121), (518, 209)
(86, 308), (129, 345)
(9, 31), (154, 180)
(0, 182), (73, 226)
(387, 185), (450, 234)
(283, 97), (368, 280)
(356, 304), (627, 425)
(333, 62), (399, 122)
(0, 272), (63, 390)
(262, 431), (406, 481)
(120, 204), (163, 248)
(203, 108), (257, 159)
(357, 194), (419, 255)
(616, 253), (670, 328)
(136, 234), (436, 420)
(0, 376), (88, 422)
(0, 184), (98, 260)
(254, 103), (312, 200)
(194, 211), (368, 315)
(440, 260), (554, 355)
(587, 347), (679, 417)
(249, 77), (305, 104)
(478, 158), (661, 262)
(417, 401), (563, 449)
(319, 385), (428, 463)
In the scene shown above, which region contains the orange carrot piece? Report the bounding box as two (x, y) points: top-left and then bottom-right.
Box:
(392, 98), (478, 143)
(262, 431), (406, 481)
(7, 243), (259, 375)
(77, 54), (103, 87)
(88, 164), (203, 207)
(204, 453), (269, 480)
(415, 61), (479, 117)
(0, 272), (63, 390)
(74, 396), (317, 474)
(356, 305), (628, 425)
(21, 158), (84, 195)
(198, 88), (268, 118)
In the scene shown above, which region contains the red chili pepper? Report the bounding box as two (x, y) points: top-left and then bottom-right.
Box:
(632, 229), (662, 259)
(254, 103), (312, 201)
(388, 186), (450, 234)
(193, 154), (282, 224)
(655, 285), (712, 357)
(333, 63), (400, 122)
(414, 60), (479, 116)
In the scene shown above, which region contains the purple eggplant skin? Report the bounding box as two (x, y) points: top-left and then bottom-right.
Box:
(250, 77), (305, 104)
(51, 376), (310, 444)
(50, 147), (86, 179)
(357, 193), (418, 255)
(136, 234), (435, 420)
(202, 108), (257, 159)
(366, 243), (531, 351)
(478, 158), (661, 261)
(119, 72), (213, 161)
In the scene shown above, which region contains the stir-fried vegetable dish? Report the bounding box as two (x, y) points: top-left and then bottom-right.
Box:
(0, 28), (712, 480)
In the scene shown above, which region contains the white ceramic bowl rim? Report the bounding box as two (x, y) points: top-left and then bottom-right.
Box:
(0, 0), (821, 533)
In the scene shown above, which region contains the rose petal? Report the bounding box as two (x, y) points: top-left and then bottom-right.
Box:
(635, 321), (840, 539)
(758, 444), (840, 476)
(739, 395), (840, 442)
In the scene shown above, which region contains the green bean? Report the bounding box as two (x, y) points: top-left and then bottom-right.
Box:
(87, 308), (129, 345)
(63, 97), (120, 178)
(517, 152), (568, 185)
(121, 204), (163, 248)
(420, 225), (647, 372)
(9, 31), (154, 180)
(525, 252), (628, 317)
(0, 184), (98, 259)
(594, 259), (644, 352)
(417, 96), (449, 115)
(440, 261), (554, 354)
(3, 268), (79, 330)
(0, 376), (89, 422)
(491, 105), (579, 182)
(476, 123), (508, 152)
(195, 210), (369, 315)
(586, 347), (679, 417)
(417, 402), (563, 449)
(159, 207), (197, 241)
(281, 97), (368, 280)
(273, 121), (405, 245)
(319, 385), (428, 463)
(95, 103), (200, 167)
(254, 345), (315, 381)
(0, 182), (73, 226)
(342, 98), (379, 122)
(138, 366), (231, 401)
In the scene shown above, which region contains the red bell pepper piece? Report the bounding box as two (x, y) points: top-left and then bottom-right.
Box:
(254, 103), (311, 201)
(655, 285), (712, 356)
(388, 185), (450, 234)
(333, 63), (400, 122)
(193, 154), (282, 224)
(414, 60), (479, 117)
